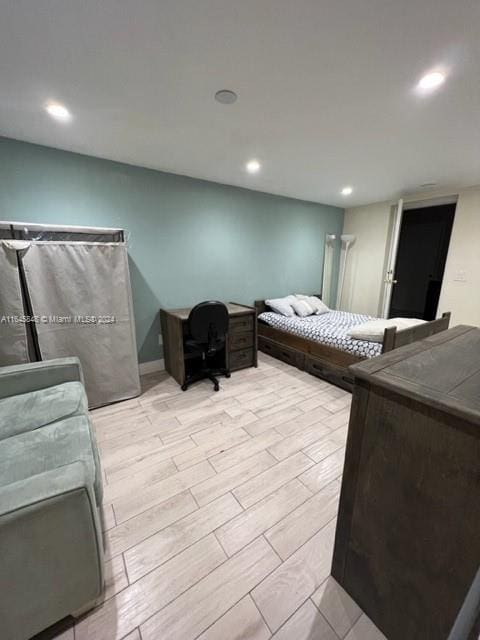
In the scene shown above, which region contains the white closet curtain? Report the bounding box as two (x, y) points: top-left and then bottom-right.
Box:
(21, 241), (141, 407)
(0, 242), (29, 365)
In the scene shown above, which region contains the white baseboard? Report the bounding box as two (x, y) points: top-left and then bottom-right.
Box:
(138, 358), (165, 375)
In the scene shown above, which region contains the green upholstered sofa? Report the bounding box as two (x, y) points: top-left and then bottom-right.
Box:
(0, 358), (104, 640)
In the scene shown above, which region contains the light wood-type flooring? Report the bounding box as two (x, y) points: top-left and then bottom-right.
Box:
(36, 353), (386, 640)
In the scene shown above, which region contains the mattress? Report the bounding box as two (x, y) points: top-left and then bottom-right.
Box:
(258, 310), (383, 359)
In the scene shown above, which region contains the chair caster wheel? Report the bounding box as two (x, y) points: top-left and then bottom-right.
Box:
(214, 384), (220, 392)
(181, 383), (188, 391)
(225, 372), (231, 378)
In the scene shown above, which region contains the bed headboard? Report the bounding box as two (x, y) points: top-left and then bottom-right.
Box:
(254, 294), (323, 316)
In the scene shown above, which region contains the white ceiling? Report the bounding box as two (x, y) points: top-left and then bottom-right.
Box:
(0, 0), (479, 207)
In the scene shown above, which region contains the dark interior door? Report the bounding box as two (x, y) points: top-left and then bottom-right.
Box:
(389, 203), (455, 320)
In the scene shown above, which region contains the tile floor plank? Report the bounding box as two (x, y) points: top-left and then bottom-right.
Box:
(124, 493), (243, 582)
(254, 394), (307, 419)
(243, 405), (303, 437)
(104, 437), (195, 482)
(121, 630), (141, 640)
(173, 427), (250, 470)
(298, 449), (346, 494)
(209, 428), (284, 473)
(93, 414), (153, 443)
(191, 450), (277, 506)
(113, 460), (215, 523)
(232, 452), (314, 509)
(268, 423), (331, 461)
(322, 408), (351, 430)
(216, 478), (312, 557)
(344, 614), (387, 640)
(75, 534), (226, 640)
(312, 576), (362, 639)
(275, 408), (333, 438)
(105, 490), (198, 559)
(103, 458), (177, 504)
(271, 599), (337, 640)
(101, 434), (165, 469)
(251, 519), (337, 631)
(154, 411), (231, 445)
(101, 503), (116, 532)
(196, 595), (271, 640)
(303, 438), (343, 463)
(265, 479), (340, 560)
(103, 555), (129, 601)
(140, 536), (281, 640)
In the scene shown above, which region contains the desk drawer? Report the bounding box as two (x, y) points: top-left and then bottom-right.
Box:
(230, 314), (254, 333)
(229, 331), (254, 351)
(230, 347), (254, 371)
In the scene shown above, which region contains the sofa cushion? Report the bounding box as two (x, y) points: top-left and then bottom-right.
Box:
(0, 381), (88, 441)
(0, 415), (102, 505)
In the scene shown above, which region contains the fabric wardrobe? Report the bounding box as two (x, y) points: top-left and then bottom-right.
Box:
(0, 223), (140, 407)
(0, 243), (29, 365)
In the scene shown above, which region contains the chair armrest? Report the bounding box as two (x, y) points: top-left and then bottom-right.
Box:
(0, 460), (95, 518)
(0, 357), (84, 400)
(0, 462), (104, 639)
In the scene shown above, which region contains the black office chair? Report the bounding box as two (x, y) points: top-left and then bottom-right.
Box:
(181, 301), (230, 392)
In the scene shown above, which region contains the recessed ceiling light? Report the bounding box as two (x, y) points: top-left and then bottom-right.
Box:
(45, 102), (72, 122)
(215, 90), (238, 104)
(420, 182), (438, 188)
(341, 186), (353, 196)
(418, 71), (445, 91)
(246, 159), (261, 174)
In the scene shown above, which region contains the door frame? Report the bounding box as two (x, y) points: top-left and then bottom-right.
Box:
(379, 194), (458, 319)
(379, 198), (403, 318)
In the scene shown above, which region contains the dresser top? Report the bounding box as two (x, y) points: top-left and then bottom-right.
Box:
(350, 325), (480, 425)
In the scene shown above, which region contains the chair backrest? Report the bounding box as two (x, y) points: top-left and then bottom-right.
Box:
(188, 301), (229, 347)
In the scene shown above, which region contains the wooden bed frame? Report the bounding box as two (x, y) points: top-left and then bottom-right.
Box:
(254, 298), (451, 391)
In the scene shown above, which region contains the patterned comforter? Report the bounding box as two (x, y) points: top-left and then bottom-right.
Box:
(258, 310), (383, 359)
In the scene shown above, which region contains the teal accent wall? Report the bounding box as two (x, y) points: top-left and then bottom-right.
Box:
(0, 137), (343, 363)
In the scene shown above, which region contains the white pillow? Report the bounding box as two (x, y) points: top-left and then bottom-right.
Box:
(349, 317), (426, 343)
(292, 299), (315, 317)
(266, 295), (297, 317)
(295, 294), (330, 315)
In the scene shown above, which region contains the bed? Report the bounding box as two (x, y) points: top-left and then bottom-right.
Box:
(254, 297), (451, 390)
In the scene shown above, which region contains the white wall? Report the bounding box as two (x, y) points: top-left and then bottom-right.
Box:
(340, 185), (480, 326)
(438, 187), (480, 326)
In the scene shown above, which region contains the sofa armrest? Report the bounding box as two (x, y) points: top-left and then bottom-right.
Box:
(0, 461), (104, 640)
(0, 357), (84, 400)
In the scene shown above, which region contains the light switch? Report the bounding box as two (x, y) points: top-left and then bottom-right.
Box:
(453, 270), (467, 282)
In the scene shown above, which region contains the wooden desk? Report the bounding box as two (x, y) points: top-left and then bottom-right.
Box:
(160, 302), (257, 386)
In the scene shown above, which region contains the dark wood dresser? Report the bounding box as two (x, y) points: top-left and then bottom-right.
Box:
(332, 325), (480, 640)
(160, 302), (257, 386)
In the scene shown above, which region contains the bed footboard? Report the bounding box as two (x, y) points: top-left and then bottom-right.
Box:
(382, 312), (451, 353)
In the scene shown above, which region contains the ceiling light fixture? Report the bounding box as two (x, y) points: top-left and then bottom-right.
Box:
(215, 90), (238, 104)
(341, 186), (353, 196)
(45, 102), (72, 122)
(418, 71), (445, 91)
(246, 159), (261, 174)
